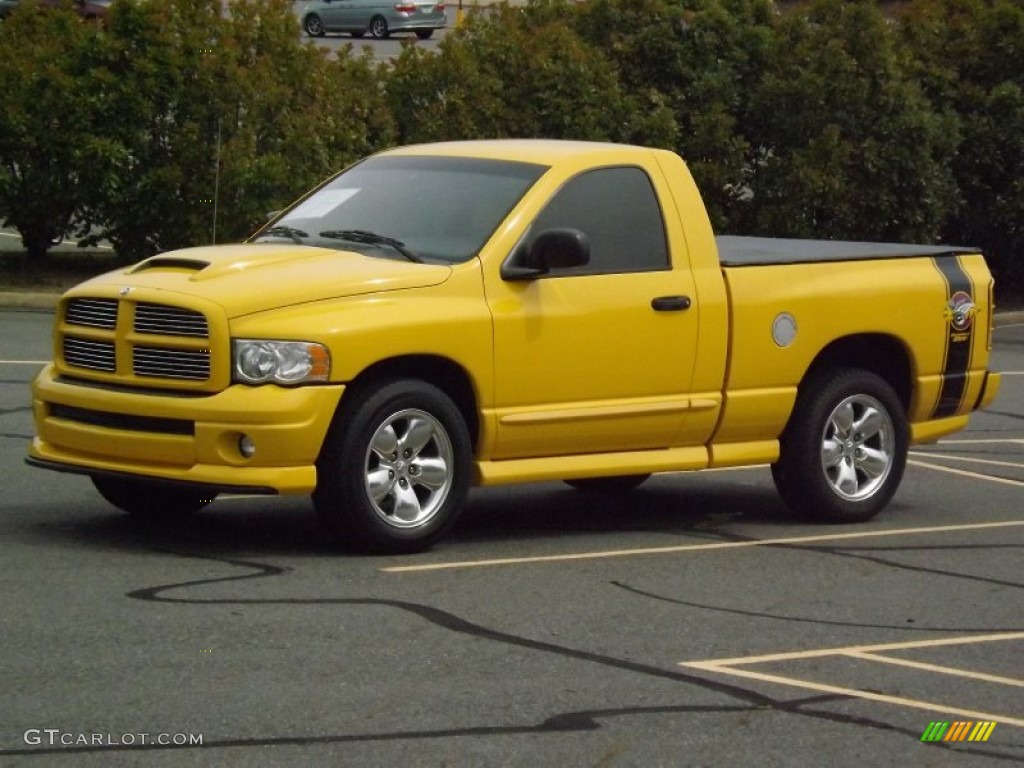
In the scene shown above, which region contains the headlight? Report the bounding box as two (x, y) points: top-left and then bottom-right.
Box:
(232, 340), (330, 385)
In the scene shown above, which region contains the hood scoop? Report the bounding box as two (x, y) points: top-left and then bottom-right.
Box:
(129, 257), (211, 274)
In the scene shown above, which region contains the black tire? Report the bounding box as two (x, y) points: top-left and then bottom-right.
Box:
(92, 476), (215, 519)
(771, 368), (908, 523)
(313, 379), (472, 554)
(369, 15), (389, 39)
(415, 29), (434, 40)
(351, 30), (365, 38)
(304, 13), (325, 37)
(565, 474), (650, 494)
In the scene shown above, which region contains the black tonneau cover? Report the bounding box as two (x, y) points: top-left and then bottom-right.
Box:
(716, 235), (980, 267)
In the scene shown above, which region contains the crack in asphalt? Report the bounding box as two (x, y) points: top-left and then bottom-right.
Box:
(0, 546), (1019, 760)
(611, 580), (1022, 633)
(11, 551), (991, 760)
(693, 530), (1024, 592)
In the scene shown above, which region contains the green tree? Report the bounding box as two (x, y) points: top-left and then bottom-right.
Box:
(572, 0), (774, 231)
(0, 2), (116, 259)
(386, 1), (676, 147)
(83, 0), (394, 260)
(740, 0), (958, 242)
(898, 0), (1024, 292)
(79, 0), (227, 259)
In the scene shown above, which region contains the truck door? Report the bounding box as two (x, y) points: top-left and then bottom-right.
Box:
(484, 164), (700, 460)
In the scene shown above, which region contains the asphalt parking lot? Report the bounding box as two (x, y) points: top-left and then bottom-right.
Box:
(0, 309), (1021, 766)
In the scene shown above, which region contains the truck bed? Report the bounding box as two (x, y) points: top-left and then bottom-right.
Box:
(716, 235), (980, 267)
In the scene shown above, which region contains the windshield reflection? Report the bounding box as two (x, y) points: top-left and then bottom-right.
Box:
(255, 155), (547, 264)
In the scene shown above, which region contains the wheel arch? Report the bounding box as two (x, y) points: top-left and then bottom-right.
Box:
(800, 333), (913, 413)
(336, 355), (480, 450)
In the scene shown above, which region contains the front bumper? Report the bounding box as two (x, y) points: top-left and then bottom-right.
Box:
(28, 364), (345, 494)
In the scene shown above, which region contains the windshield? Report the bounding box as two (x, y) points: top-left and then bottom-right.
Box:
(254, 155), (548, 263)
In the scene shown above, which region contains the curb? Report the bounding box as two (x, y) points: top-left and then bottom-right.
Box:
(0, 291), (60, 310)
(994, 310), (1024, 326)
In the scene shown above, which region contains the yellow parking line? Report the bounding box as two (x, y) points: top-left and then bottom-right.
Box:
(908, 459), (1024, 487)
(682, 631), (1024, 667)
(381, 521), (1024, 573)
(936, 438), (1024, 444)
(910, 451), (1024, 470)
(844, 651), (1024, 688)
(681, 632), (1024, 728)
(678, 664), (1024, 728)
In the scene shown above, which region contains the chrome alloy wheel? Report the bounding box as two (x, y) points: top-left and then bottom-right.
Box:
(820, 393), (895, 501)
(363, 408), (454, 529)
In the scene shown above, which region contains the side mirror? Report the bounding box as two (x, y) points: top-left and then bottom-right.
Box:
(501, 228), (590, 280)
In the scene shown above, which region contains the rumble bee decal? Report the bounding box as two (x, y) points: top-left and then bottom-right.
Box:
(945, 290), (977, 337)
(932, 258), (976, 419)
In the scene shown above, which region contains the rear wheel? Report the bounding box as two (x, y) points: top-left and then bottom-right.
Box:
(314, 379), (471, 553)
(772, 368), (907, 523)
(92, 476), (215, 519)
(415, 29), (434, 39)
(369, 15), (389, 38)
(565, 474), (650, 494)
(304, 13), (325, 37)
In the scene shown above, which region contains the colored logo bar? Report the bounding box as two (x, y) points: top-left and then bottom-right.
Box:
(921, 721), (997, 742)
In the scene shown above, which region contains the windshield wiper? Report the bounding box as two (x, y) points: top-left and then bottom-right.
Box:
(319, 229), (421, 263)
(259, 225), (308, 244)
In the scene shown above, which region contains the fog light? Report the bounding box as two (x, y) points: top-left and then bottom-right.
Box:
(239, 435), (256, 458)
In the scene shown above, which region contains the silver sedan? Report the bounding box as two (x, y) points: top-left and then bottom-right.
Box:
(302, 0), (447, 40)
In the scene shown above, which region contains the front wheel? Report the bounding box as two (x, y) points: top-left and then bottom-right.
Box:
(314, 380), (472, 553)
(772, 368), (908, 523)
(369, 15), (389, 38)
(304, 13), (325, 37)
(92, 476), (215, 519)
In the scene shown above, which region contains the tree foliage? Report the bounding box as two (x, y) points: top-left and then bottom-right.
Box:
(0, 0), (391, 261)
(739, 0), (959, 242)
(81, 0), (393, 260)
(571, 0), (774, 231)
(898, 0), (1024, 290)
(0, 2), (117, 259)
(388, 1), (677, 146)
(1, 0), (1022, 295)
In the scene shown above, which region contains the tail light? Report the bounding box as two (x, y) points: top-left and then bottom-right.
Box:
(394, 3), (416, 11)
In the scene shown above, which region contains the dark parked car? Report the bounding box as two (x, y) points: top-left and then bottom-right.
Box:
(303, 0), (446, 40)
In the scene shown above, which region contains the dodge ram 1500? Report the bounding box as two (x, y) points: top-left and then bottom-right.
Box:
(27, 140), (1001, 552)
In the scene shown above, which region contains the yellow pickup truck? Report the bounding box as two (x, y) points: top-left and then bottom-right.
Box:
(27, 140), (1001, 553)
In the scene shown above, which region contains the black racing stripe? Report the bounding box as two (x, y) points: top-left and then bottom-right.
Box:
(932, 256), (975, 418)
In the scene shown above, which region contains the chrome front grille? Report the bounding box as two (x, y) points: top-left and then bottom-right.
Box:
(133, 346), (210, 380)
(65, 298), (118, 329)
(134, 303), (209, 338)
(60, 297), (215, 387)
(63, 337), (116, 372)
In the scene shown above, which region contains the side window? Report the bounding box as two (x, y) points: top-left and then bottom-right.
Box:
(530, 166), (670, 274)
